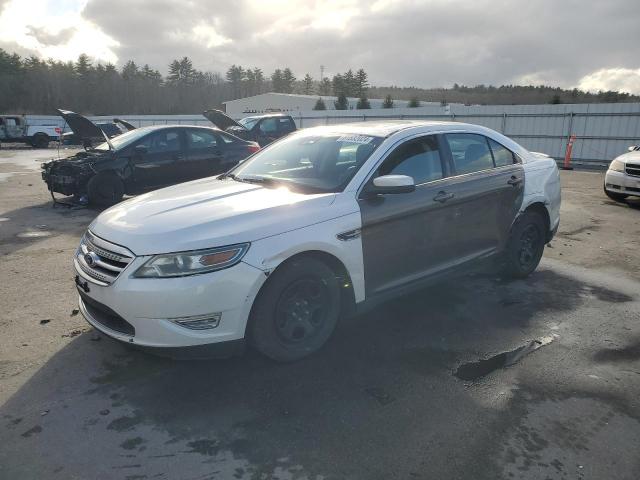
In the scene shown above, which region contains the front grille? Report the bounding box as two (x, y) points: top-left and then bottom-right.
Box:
(75, 231), (134, 286)
(626, 163), (640, 177)
(80, 291), (135, 336)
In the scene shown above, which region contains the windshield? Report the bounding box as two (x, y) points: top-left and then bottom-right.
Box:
(93, 127), (153, 151)
(238, 117), (259, 129)
(229, 132), (383, 193)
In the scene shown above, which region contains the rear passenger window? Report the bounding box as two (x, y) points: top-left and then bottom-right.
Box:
(378, 135), (443, 184)
(187, 130), (218, 150)
(488, 138), (516, 167)
(278, 117), (295, 132)
(445, 133), (493, 174)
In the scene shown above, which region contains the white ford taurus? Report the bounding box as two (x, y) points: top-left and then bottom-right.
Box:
(74, 121), (561, 361)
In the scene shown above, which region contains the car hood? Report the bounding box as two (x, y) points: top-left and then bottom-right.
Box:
(90, 177), (337, 256)
(202, 109), (246, 131)
(616, 151), (640, 163)
(56, 109), (105, 140)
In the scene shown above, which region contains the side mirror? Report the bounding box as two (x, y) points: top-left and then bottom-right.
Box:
(134, 144), (148, 155)
(628, 145), (640, 152)
(364, 174), (415, 196)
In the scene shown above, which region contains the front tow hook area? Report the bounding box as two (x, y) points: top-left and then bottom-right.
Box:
(75, 275), (90, 293)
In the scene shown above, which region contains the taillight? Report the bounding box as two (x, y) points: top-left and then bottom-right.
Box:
(247, 144), (260, 154)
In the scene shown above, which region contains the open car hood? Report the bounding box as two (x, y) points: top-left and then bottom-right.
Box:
(56, 109), (112, 148)
(202, 109), (246, 131)
(113, 118), (136, 131)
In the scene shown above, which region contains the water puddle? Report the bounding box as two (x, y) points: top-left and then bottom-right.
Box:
(17, 230), (51, 238)
(454, 335), (555, 381)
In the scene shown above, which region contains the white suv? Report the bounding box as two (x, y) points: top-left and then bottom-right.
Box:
(604, 145), (640, 202)
(74, 121), (561, 361)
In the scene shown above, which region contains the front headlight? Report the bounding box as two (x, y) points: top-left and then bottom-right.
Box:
(133, 243), (250, 278)
(609, 159), (625, 172)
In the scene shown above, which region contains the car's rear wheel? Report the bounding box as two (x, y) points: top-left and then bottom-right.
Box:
(87, 172), (124, 206)
(502, 210), (546, 279)
(248, 257), (341, 362)
(604, 185), (628, 203)
(32, 133), (49, 148)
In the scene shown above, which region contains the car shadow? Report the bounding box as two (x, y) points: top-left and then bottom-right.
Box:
(0, 266), (635, 479)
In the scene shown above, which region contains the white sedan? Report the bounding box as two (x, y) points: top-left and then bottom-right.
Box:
(74, 121), (561, 361)
(604, 145), (640, 202)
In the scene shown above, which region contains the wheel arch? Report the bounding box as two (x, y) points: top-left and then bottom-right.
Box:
(521, 201), (552, 241)
(253, 249), (357, 321)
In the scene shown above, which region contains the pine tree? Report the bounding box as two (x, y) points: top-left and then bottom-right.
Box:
(319, 77), (332, 95)
(271, 69), (284, 93)
(408, 97), (420, 107)
(75, 54), (92, 77)
(334, 93), (348, 110)
(313, 97), (326, 110)
(356, 97), (370, 109)
(282, 68), (296, 93)
(382, 94), (394, 108)
(355, 68), (368, 98)
(302, 74), (314, 95)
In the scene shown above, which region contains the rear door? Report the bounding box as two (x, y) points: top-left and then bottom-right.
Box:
(441, 133), (524, 258)
(183, 128), (225, 181)
(359, 134), (461, 297)
(132, 128), (185, 189)
(254, 117), (279, 146)
(277, 117), (296, 138)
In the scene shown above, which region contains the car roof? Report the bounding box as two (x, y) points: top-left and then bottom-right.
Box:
(133, 124), (222, 132)
(295, 120), (471, 138)
(242, 113), (291, 120)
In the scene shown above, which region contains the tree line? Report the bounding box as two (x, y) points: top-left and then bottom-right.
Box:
(0, 48), (637, 115)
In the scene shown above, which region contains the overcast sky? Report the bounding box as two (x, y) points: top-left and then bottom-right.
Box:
(1, 0), (639, 93)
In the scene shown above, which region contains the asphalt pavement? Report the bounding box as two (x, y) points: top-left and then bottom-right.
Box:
(1, 146), (639, 480)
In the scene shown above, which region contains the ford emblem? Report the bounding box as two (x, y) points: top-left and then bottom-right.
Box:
(84, 251), (100, 267)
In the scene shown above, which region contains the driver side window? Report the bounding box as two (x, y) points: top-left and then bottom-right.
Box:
(378, 135), (444, 185)
(259, 118), (278, 134)
(137, 130), (181, 154)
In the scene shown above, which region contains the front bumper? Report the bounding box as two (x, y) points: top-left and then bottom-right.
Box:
(605, 170), (640, 197)
(75, 256), (266, 349)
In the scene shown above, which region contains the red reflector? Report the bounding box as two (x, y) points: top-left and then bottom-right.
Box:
(247, 144), (260, 154)
(55, 127), (62, 133)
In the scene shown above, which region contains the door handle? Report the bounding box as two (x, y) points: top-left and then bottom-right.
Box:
(507, 176), (523, 186)
(433, 191), (454, 203)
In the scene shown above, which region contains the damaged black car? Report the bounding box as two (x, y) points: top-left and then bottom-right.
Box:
(203, 109), (296, 146)
(42, 109), (260, 206)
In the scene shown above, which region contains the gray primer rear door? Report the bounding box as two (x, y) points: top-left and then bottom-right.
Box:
(441, 133), (525, 258)
(358, 135), (462, 297)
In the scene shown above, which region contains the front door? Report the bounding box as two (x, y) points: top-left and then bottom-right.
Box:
(132, 129), (185, 189)
(358, 134), (460, 297)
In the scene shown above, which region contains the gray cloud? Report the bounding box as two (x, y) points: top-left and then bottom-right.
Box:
(26, 25), (76, 46)
(7, 0), (640, 90)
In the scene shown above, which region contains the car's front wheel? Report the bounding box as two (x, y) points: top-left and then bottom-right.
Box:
(604, 185), (628, 203)
(502, 210), (546, 279)
(248, 257), (341, 362)
(87, 172), (124, 206)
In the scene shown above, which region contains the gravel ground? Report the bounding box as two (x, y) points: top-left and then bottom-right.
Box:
(1, 147), (639, 480)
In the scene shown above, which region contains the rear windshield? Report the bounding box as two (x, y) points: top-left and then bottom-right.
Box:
(229, 132), (383, 193)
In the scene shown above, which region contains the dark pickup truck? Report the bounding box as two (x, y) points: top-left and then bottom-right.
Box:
(202, 110), (296, 146)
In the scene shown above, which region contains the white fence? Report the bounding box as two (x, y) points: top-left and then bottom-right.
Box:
(26, 102), (640, 169)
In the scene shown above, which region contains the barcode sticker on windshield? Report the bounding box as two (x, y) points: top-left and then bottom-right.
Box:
(337, 135), (373, 144)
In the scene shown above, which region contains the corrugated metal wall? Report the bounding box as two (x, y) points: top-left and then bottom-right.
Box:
(26, 102), (640, 169)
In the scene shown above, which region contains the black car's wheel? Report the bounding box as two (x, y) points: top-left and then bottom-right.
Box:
(248, 257), (341, 362)
(604, 185), (628, 203)
(87, 172), (124, 206)
(32, 133), (49, 148)
(502, 210), (546, 279)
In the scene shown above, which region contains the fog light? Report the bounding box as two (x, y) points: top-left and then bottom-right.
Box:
(170, 312), (221, 330)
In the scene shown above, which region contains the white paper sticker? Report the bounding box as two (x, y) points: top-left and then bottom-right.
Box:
(337, 135), (374, 144)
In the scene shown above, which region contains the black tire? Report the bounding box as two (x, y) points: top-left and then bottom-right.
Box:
(248, 257), (341, 362)
(87, 172), (124, 206)
(604, 185), (628, 203)
(502, 210), (546, 279)
(32, 133), (49, 149)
